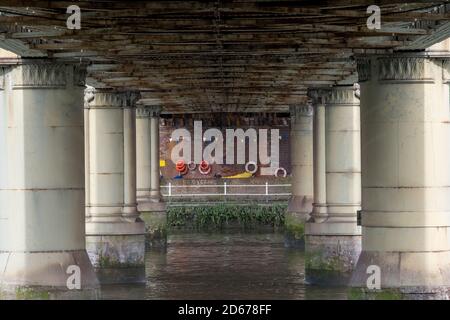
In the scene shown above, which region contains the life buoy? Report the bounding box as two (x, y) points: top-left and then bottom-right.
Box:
(175, 160), (188, 175)
(274, 167), (287, 178)
(245, 161), (258, 174)
(199, 160), (211, 175)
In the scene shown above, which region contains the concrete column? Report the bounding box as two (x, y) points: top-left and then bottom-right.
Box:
(285, 104), (314, 248)
(136, 107), (152, 201)
(84, 98), (91, 218)
(149, 107), (162, 201)
(310, 91), (328, 223)
(123, 93), (140, 220)
(0, 61), (99, 298)
(85, 89), (145, 284)
(136, 105), (167, 249)
(305, 85), (362, 286)
(350, 56), (450, 299)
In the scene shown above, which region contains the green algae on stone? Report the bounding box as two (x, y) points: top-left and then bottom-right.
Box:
(97, 254), (144, 269)
(348, 287), (403, 300)
(140, 211), (168, 247)
(15, 287), (50, 300)
(284, 214), (305, 241)
(305, 250), (347, 272)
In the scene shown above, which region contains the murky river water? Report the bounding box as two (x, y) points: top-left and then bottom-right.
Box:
(100, 231), (348, 300)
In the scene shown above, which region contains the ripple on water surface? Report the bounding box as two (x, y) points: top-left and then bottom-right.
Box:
(100, 231), (348, 300)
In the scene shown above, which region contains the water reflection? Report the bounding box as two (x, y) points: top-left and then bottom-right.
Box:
(100, 231), (348, 300)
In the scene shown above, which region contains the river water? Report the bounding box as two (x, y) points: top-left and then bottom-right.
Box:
(100, 231), (348, 300)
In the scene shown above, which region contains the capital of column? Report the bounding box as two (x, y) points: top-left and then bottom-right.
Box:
(326, 85), (360, 105)
(136, 105), (162, 118)
(307, 89), (330, 106)
(8, 59), (87, 89)
(149, 105), (162, 118)
(356, 57), (371, 83)
(357, 55), (442, 83)
(378, 56), (431, 82)
(0, 67), (5, 90)
(125, 91), (141, 109)
(289, 104), (313, 122)
(136, 106), (151, 118)
(84, 87), (127, 109)
(441, 58), (450, 83)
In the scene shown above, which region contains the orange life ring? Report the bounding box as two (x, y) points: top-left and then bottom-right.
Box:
(199, 160), (211, 175)
(175, 160), (188, 175)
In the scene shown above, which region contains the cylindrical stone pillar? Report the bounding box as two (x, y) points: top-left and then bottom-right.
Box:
(149, 107), (162, 201)
(350, 56), (450, 299)
(136, 107), (152, 201)
(305, 85), (362, 286)
(325, 85), (361, 222)
(310, 91), (328, 223)
(136, 105), (167, 248)
(0, 61), (98, 297)
(85, 89), (145, 284)
(123, 93), (139, 220)
(285, 104), (314, 248)
(84, 92), (91, 218)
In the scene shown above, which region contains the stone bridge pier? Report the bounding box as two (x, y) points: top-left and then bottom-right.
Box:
(136, 105), (167, 249)
(305, 86), (362, 286)
(295, 54), (450, 298)
(84, 89), (145, 284)
(285, 105), (314, 248)
(0, 60), (99, 297)
(349, 55), (450, 299)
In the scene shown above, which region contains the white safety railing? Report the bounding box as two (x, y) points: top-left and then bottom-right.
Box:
(161, 182), (291, 199)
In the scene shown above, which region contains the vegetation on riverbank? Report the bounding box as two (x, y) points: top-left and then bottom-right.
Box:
(167, 203), (286, 230)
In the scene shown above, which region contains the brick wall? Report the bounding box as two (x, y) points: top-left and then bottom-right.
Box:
(159, 113), (291, 180)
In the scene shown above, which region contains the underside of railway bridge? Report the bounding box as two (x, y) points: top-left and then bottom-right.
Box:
(1, 0), (450, 299)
